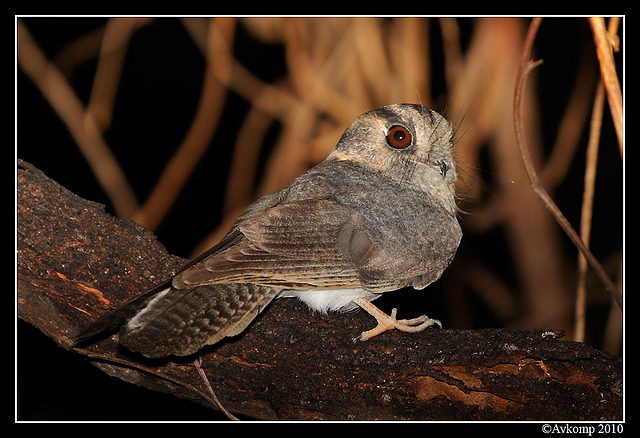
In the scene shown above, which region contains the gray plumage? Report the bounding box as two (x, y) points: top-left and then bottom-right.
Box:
(76, 104), (462, 358)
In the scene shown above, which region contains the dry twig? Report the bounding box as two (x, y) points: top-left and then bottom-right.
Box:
(513, 18), (621, 312)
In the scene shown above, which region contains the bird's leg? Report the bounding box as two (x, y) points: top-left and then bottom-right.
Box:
(352, 297), (441, 341)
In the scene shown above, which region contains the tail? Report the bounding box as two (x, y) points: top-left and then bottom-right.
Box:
(118, 283), (280, 358)
(73, 280), (173, 346)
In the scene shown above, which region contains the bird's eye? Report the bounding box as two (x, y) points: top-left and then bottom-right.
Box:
(386, 125), (412, 149)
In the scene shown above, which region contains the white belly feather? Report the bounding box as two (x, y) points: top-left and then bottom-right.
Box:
(277, 288), (379, 313)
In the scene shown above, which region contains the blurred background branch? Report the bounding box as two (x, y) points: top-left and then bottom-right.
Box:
(17, 16), (623, 419)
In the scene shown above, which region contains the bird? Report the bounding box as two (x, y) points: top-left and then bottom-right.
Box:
(75, 103), (462, 358)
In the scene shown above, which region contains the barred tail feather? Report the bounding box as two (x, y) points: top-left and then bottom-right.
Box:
(119, 283), (280, 358)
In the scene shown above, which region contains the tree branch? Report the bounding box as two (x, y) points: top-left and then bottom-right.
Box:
(17, 159), (622, 420)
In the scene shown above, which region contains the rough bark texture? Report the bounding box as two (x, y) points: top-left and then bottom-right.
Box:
(17, 159), (623, 421)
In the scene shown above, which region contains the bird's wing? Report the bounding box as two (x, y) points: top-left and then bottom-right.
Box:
(172, 191), (447, 293)
(172, 196), (366, 290)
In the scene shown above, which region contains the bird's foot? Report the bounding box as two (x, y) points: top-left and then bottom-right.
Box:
(352, 297), (441, 342)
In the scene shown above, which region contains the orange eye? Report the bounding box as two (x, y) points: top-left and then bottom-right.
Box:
(387, 125), (412, 149)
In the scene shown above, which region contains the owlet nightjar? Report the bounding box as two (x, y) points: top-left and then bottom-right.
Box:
(76, 104), (462, 358)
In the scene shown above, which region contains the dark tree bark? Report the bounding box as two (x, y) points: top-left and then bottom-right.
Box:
(17, 159), (623, 421)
